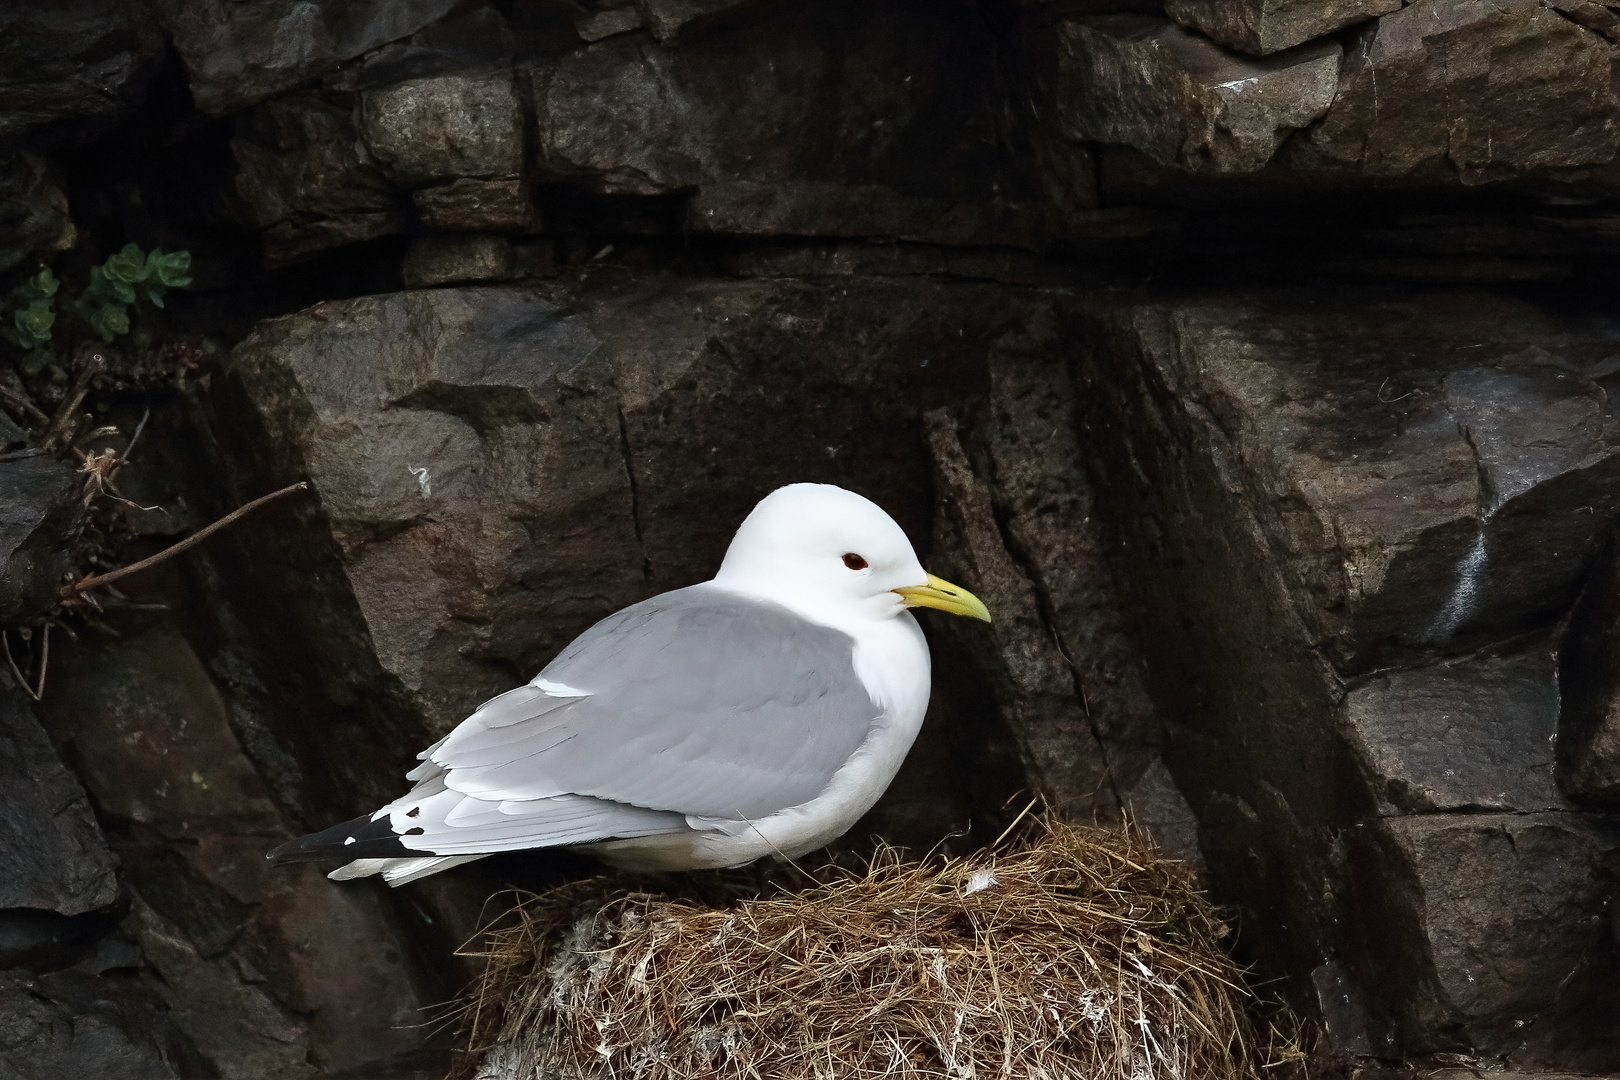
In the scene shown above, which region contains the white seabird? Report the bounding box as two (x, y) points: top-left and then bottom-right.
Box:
(268, 483), (991, 886)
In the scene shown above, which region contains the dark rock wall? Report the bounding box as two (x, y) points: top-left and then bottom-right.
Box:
(2, 0), (1619, 1076)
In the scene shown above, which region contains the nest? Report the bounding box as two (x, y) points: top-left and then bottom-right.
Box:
(458, 821), (1266, 1080)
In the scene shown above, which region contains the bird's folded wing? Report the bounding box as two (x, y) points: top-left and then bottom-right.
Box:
(424, 584), (882, 823)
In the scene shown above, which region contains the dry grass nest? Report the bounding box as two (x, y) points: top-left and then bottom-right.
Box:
(456, 820), (1282, 1080)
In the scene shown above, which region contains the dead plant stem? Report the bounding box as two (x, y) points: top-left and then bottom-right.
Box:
(64, 482), (308, 598)
(1, 625), (47, 701)
(0, 382), (49, 427)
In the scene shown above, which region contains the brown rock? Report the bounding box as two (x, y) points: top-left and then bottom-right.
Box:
(1054, 16), (1341, 175)
(129, 898), (312, 1080)
(576, 6), (643, 42)
(1376, 813), (1620, 1060)
(1341, 640), (1567, 814)
(1075, 285), (1620, 1061)
(231, 92), (405, 265)
(532, 1), (1072, 243)
(1557, 539), (1620, 804)
(1303, 0), (1620, 179)
(0, 680), (119, 917)
(1126, 295), (1620, 673)
(361, 72), (523, 186)
(412, 176), (537, 232)
(0, 970), (185, 1080)
(402, 234), (522, 288)
(0, 0), (163, 147)
(980, 323), (1161, 786)
(1544, 0), (1620, 44)
(635, 0), (752, 40)
(0, 151), (75, 275)
(35, 629), (432, 1078)
(153, 0), (461, 116)
(0, 455), (81, 624)
(1165, 0), (1398, 56)
(923, 408), (1117, 816)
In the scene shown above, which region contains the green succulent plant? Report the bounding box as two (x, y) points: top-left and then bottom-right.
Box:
(2, 245), (192, 367)
(80, 244), (193, 343)
(2, 268), (59, 352)
(12, 298), (55, 348)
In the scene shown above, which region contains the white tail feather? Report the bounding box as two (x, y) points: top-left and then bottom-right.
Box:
(327, 854), (487, 886)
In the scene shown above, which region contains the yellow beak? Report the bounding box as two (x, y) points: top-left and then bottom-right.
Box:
(893, 573), (992, 623)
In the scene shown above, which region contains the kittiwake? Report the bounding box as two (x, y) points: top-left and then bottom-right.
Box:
(268, 483), (991, 885)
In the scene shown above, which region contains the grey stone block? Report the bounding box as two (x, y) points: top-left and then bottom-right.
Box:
(1341, 641), (1566, 814)
(1054, 16), (1341, 175)
(1303, 0), (1620, 178)
(413, 176), (537, 233)
(403, 234), (523, 289)
(0, 681), (119, 917)
(154, 0), (460, 116)
(0, 455), (80, 625)
(1165, 0), (1399, 56)
(231, 91), (404, 266)
(361, 72), (523, 186)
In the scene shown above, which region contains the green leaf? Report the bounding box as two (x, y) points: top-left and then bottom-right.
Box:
(90, 302), (129, 342)
(145, 248), (192, 289)
(103, 243), (150, 286)
(15, 297), (55, 344)
(21, 268), (57, 301)
(145, 282), (167, 308)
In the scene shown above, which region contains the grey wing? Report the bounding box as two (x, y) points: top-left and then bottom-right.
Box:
(383, 585), (880, 854)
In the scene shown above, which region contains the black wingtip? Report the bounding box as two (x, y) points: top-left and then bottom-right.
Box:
(267, 813), (414, 864)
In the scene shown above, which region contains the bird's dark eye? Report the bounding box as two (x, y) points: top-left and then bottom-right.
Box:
(842, 553), (868, 571)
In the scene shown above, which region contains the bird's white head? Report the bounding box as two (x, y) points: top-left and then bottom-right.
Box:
(712, 483), (990, 631)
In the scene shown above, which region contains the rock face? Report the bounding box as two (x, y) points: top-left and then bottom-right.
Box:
(0, 152), (74, 275)
(1558, 542), (1620, 803)
(0, 0), (163, 146)
(532, 0), (1063, 244)
(360, 72), (523, 186)
(1302, 0), (1620, 179)
(1165, 0), (1400, 56)
(1054, 17), (1342, 175)
(1076, 287), (1620, 1066)
(154, 0), (462, 116)
(34, 627), (435, 1078)
(0, 455), (81, 624)
(231, 91), (406, 265)
(0, 680), (118, 916)
(0, 970), (187, 1080)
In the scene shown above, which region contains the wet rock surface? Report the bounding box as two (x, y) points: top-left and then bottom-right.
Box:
(1301, 0), (1620, 179)
(0, 152), (74, 275)
(2, 0), (1620, 1074)
(1164, 0), (1399, 56)
(33, 627), (436, 1078)
(1560, 541), (1620, 804)
(0, 0), (164, 147)
(0, 455), (81, 624)
(154, 0), (462, 116)
(0, 678), (119, 916)
(1077, 286), (1620, 1065)
(1054, 17), (1341, 175)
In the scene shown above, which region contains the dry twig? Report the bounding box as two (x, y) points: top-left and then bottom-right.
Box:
(0, 381), (49, 428)
(1, 625), (49, 701)
(63, 482), (308, 600)
(44, 350), (106, 450)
